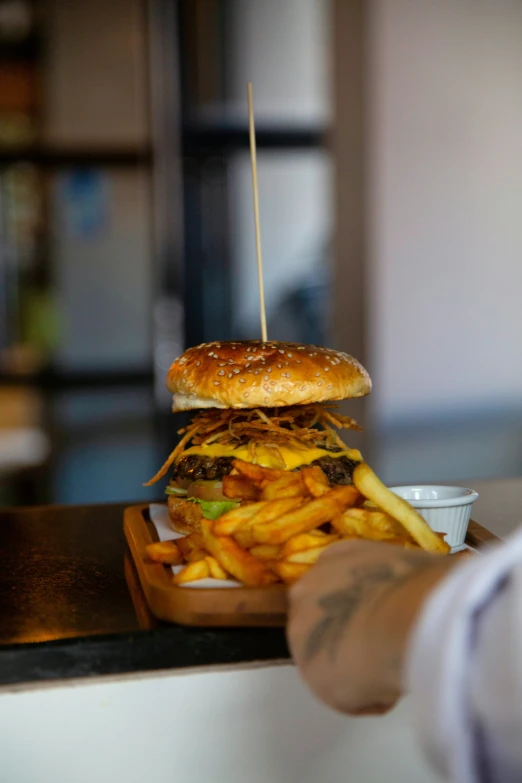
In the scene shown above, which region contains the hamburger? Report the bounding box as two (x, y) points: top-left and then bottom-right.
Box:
(145, 340), (371, 534)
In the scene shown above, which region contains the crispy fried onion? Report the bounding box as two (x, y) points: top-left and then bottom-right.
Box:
(144, 405), (361, 486)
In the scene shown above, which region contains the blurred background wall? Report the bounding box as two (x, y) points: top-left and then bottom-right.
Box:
(368, 0), (522, 425)
(364, 0), (522, 482)
(1, 0), (522, 506)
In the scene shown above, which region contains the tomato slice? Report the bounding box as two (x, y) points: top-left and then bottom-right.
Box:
(187, 480), (228, 502)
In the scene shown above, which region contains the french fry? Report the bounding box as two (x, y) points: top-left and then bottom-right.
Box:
(186, 548), (208, 562)
(172, 459), (446, 588)
(249, 497), (306, 525)
(332, 509), (406, 542)
(213, 501), (271, 535)
(389, 538), (421, 550)
(332, 510), (379, 540)
(233, 527), (256, 549)
(249, 544), (282, 561)
(205, 556), (229, 579)
(232, 459), (286, 485)
(173, 559), (210, 584)
(215, 497), (305, 536)
(200, 519), (277, 586)
(369, 512), (406, 536)
(272, 561), (311, 584)
(281, 531), (338, 559)
(222, 474), (260, 501)
(300, 466), (331, 497)
(260, 473), (307, 500)
(176, 537), (191, 559)
(145, 540), (183, 565)
(252, 486), (362, 544)
(176, 533), (204, 559)
(352, 463), (450, 554)
(332, 513), (417, 549)
(287, 545), (331, 565)
(350, 508), (410, 538)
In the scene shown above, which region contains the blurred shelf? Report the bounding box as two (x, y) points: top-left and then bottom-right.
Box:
(0, 426), (49, 475)
(0, 129), (324, 167)
(0, 145), (153, 168)
(0, 36), (42, 63)
(0, 368), (154, 389)
(182, 123), (326, 153)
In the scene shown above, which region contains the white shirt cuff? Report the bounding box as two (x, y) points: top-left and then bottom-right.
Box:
(405, 528), (522, 782)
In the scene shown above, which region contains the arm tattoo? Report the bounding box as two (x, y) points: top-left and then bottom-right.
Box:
(304, 555), (429, 663)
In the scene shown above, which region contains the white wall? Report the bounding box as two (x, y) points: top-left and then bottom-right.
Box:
(0, 665), (439, 783)
(228, 0), (331, 124)
(368, 0), (522, 425)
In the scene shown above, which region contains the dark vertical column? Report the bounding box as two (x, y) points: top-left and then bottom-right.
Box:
(332, 0), (368, 364)
(178, 0), (233, 346)
(331, 0), (371, 453)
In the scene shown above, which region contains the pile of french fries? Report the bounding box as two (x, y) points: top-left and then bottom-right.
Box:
(146, 460), (450, 586)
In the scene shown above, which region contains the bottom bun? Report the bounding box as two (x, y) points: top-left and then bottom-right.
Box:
(167, 494), (203, 534)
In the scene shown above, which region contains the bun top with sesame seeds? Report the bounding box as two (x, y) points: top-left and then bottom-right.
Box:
(166, 340), (371, 411)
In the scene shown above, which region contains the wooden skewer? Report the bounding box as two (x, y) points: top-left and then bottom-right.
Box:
(247, 82), (267, 343)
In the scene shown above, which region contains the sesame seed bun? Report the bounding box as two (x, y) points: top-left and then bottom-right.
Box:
(167, 341), (371, 411)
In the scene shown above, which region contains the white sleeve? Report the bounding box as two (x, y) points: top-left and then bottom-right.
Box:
(405, 527), (522, 783)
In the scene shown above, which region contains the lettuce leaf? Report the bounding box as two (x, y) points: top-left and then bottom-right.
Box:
(188, 498), (240, 520)
(165, 486), (188, 497)
(164, 488), (239, 519)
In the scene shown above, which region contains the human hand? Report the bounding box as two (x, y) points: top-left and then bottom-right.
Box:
(287, 539), (454, 715)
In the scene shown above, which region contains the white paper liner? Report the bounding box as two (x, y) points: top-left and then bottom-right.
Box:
(453, 543), (477, 554)
(149, 503), (240, 589)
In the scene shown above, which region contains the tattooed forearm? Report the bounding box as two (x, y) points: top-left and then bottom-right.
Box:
(304, 555), (429, 663)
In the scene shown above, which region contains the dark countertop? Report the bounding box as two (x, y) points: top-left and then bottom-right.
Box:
(0, 503), (289, 687)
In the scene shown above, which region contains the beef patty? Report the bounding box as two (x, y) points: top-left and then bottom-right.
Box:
(309, 454), (359, 485)
(174, 452), (358, 485)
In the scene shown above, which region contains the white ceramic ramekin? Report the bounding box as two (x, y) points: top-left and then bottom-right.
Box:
(389, 485), (479, 552)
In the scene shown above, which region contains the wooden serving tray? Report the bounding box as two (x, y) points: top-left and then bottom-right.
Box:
(124, 504), (499, 628)
(124, 505), (287, 627)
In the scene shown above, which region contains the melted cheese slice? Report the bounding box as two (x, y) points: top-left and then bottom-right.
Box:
(182, 442), (362, 470)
